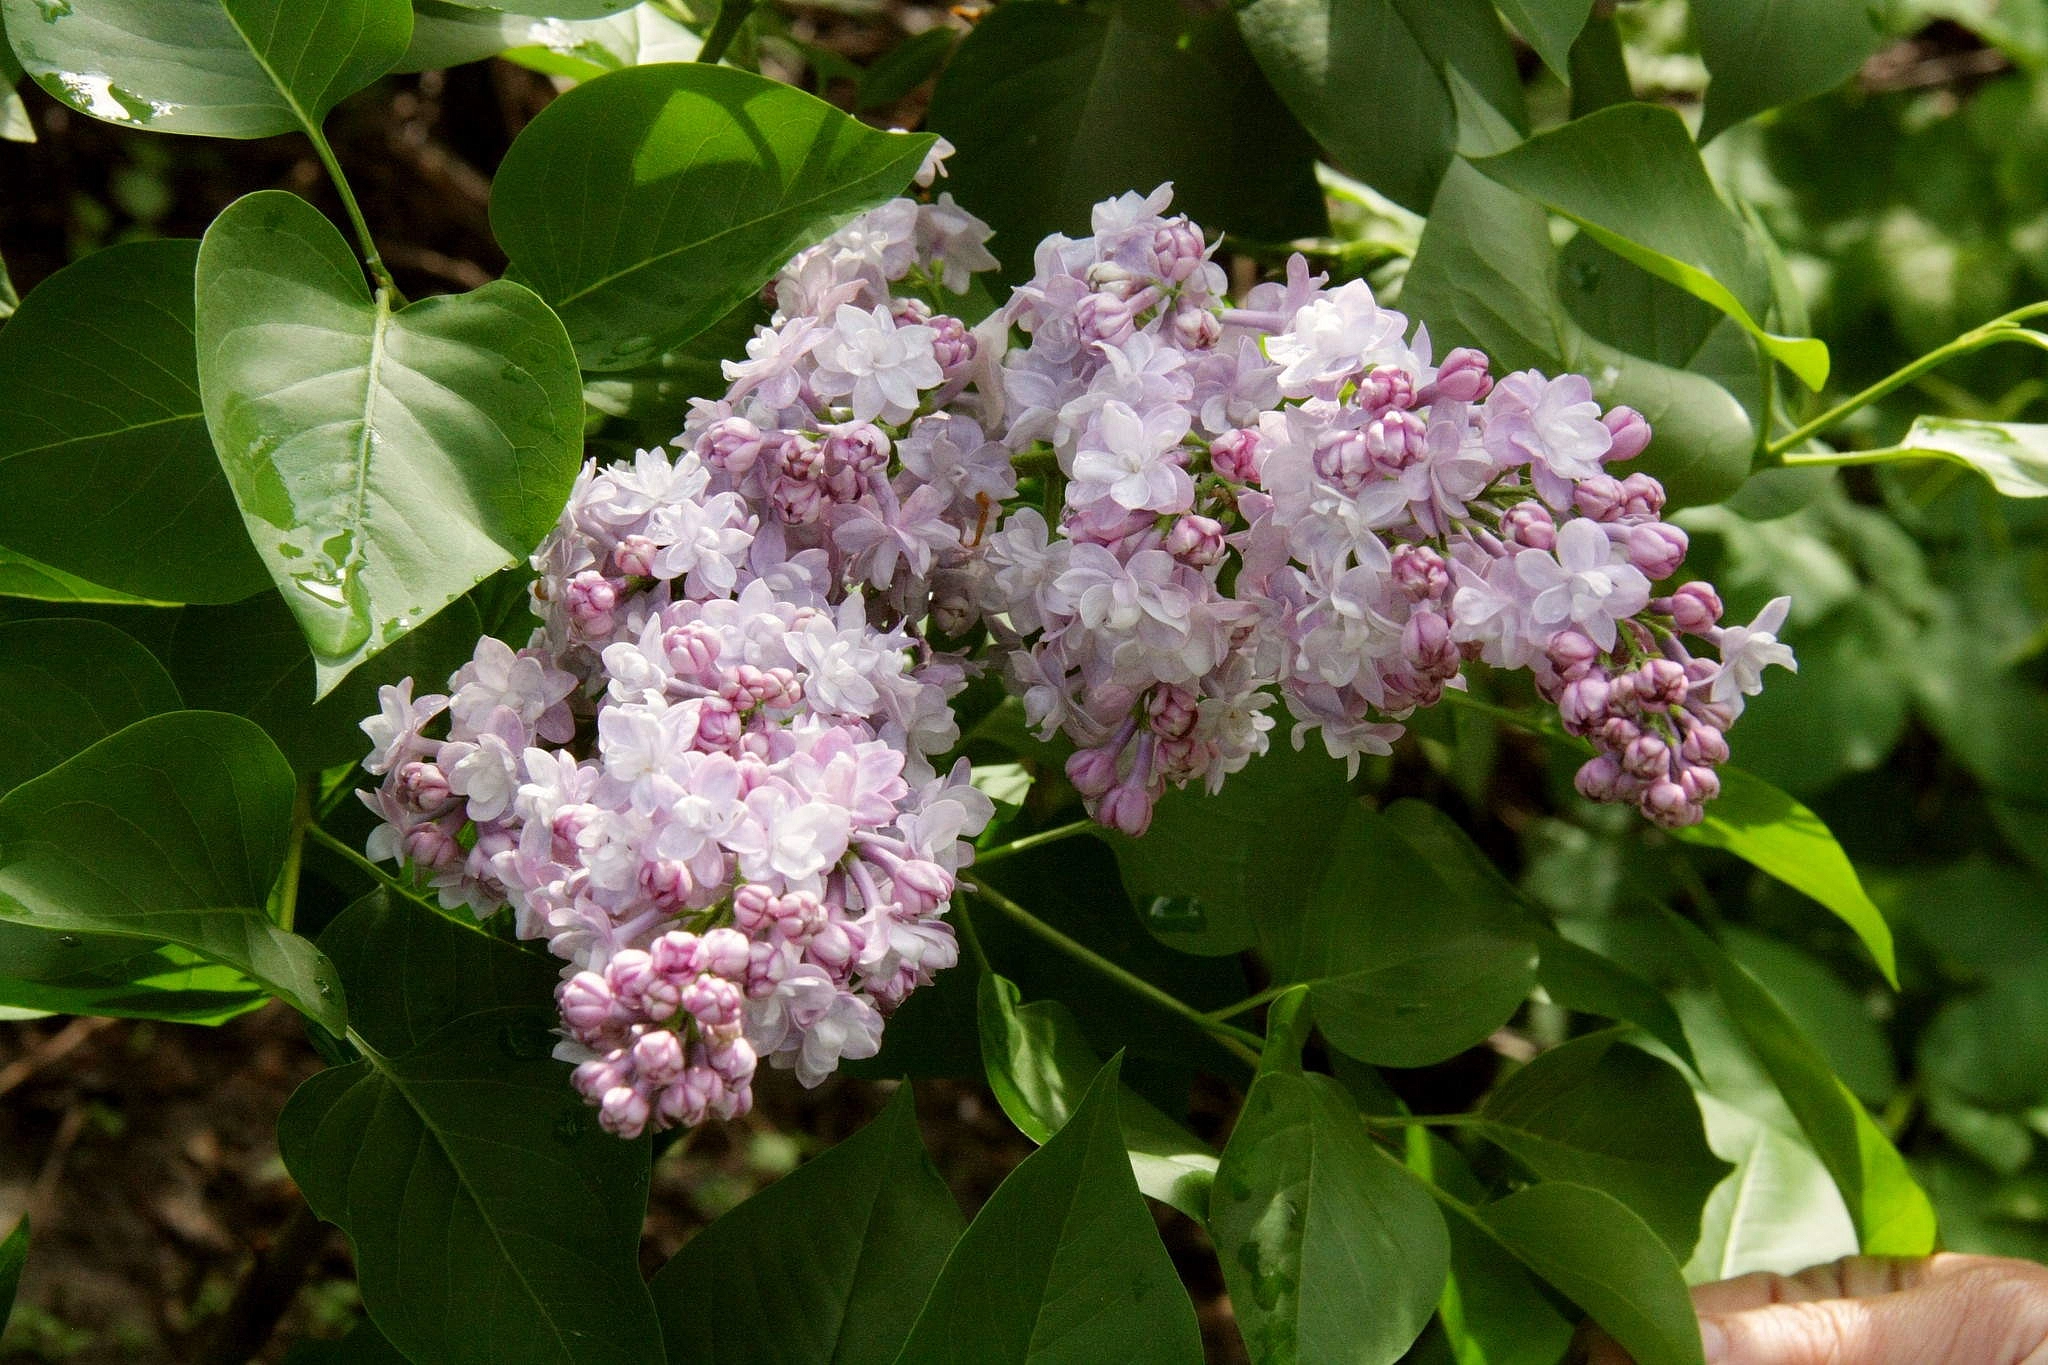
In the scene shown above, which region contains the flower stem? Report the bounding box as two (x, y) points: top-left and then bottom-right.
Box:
(696, 0), (753, 65)
(975, 818), (1096, 868)
(1204, 980), (1295, 1022)
(970, 881), (1263, 1066)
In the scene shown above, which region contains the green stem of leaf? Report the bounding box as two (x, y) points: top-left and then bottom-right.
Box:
(306, 825), (498, 942)
(975, 819), (1096, 868)
(1362, 1112), (1485, 1130)
(307, 128), (404, 305)
(1204, 980), (1296, 1022)
(1764, 306), (2048, 459)
(275, 776), (315, 934)
(697, 0), (755, 66)
(970, 881), (1263, 1066)
(954, 891), (993, 974)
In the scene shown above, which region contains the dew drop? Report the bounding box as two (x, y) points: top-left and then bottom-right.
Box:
(57, 933), (81, 947)
(34, 0), (73, 20)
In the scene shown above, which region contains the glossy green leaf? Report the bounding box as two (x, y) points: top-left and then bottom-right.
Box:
(1685, 1091), (1859, 1283)
(1378, 799), (1694, 1064)
(0, 924), (267, 1024)
(316, 889), (558, 1056)
(1836, 415), (2048, 498)
(1473, 1183), (1705, 1365)
(1113, 740), (1351, 958)
(398, 1), (697, 77)
(1695, 0), (1883, 143)
(0, 550), (164, 604)
(892, 1054), (1203, 1365)
(1724, 929), (1895, 1106)
(1234, 0), (1521, 213)
(0, 240), (267, 603)
(435, 0), (636, 18)
(977, 973), (1218, 1219)
(1288, 806), (1537, 1068)
(1673, 917), (1936, 1256)
(0, 617), (180, 794)
(1471, 103), (1829, 389)
(168, 592), (478, 774)
(928, 0), (1325, 275)
(280, 1007), (661, 1365)
(0, 1215), (24, 1329)
(1476, 1029), (1729, 1257)
(1, 0), (411, 138)
(1400, 147), (1752, 508)
(196, 190), (583, 696)
(0, 711), (343, 1031)
(1, 38), (32, 143)
(0, 244), (16, 316)
(1672, 765), (1897, 986)
(1210, 1071), (1447, 1365)
(494, 64), (929, 370)
(651, 1085), (964, 1365)
(1493, 0), (1595, 80)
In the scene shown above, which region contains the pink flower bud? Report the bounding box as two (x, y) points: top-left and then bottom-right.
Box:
(1428, 348), (1494, 403)
(1403, 610), (1457, 676)
(1364, 410), (1427, 473)
(599, 1084), (650, 1138)
(692, 696), (743, 750)
(1152, 219), (1207, 282)
(638, 858), (692, 911)
(1502, 502), (1557, 550)
(1664, 582), (1723, 634)
(1602, 406), (1652, 463)
(1076, 289), (1149, 346)
(1642, 780), (1700, 828)
(1678, 764), (1721, 805)
(733, 883), (777, 934)
(1146, 686), (1200, 740)
(1574, 754), (1626, 802)
(771, 475), (825, 526)
(1096, 781), (1155, 837)
(572, 1054), (629, 1103)
(1634, 659), (1688, 706)
(401, 821), (462, 872)
(1623, 734), (1672, 780)
(1164, 514), (1226, 566)
(1210, 428), (1264, 484)
(565, 572), (621, 632)
(807, 921), (862, 977)
(1573, 476), (1629, 523)
(1559, 676), (1612, 733)
(1596, 716), (1642, 752)
(1618, 472), (1666, 517)
(698, 417), (765, 475)
(697, 928), (751, 980)
(1546, 629), (1601, 682)
(708, 1036), (758, 1084)
(892, 859), (955, 914)
(683, 975), (744, 1030)
(822, 422), (891, 475)
(1313, 429), (1372, 494)
(649, 931), (699, 980)
(1358, 365), (1418, 414)
(1173, 303), (1222, 349)
(1066, 744), (1123, 798)
(1392, 544), (1450, 601)
(557, 972), (617, 1038)
(1680, 722), (1730, 767)
(1627, 523), (1688, 580)
(632, 1029), (686, 1085)
(930, 314), (977, 372)
(396, 761), (453, 814)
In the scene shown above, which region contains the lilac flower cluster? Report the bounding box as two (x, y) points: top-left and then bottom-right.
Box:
(970, 186), (1796, 834)
(358, 145), (994, 1136)
(361, 168), (1795, 1135)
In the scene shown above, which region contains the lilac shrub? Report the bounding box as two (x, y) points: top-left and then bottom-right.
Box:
(359, 163), (1794, 1135)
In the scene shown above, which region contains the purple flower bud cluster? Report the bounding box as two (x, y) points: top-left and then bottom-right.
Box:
(967, 186), (1795, 834)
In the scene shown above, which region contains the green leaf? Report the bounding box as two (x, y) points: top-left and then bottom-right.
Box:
(1234, 0), (1521, 212)
(1671, 765), (1897, 986)
(283, 1319), (410, 1364)
(1685, 1091), (1858, 1283)
(1922, 955), (2048, 1113)
(1672, 917), (1936, 1256)
(1209, 1071), (1447, 1364)
(0, 1215), (24, 1330)
(316, 889), (558, 1056)
(0, 925), (267, 1025)
(279, 1008), (662, 1365)
(1476, 1029), (1729, 1257)
(1471, 103), (1830, 390)
(1113, 740), (1351, 959)
(857, 26), (954, 111)
(892, 1054), (1203, 1365)
(436, 0), (637, 18)
(1695, 0), (1883, 143)
(1723, 929), (1895, 1106)
(0, 549), (165, 604)
(1, 0), (411, 137)
(1472, 1183), (1705, 1365)
(168, 592), (479, 774)
(651, 1085), (964, 1365)
(0, 239), (268, 603)
(1, 37), (32, 143)
(1377, 799), (1694, 1064)
(928, 0), (1326, 274)
(1835, 415), (2048, 499)
(977, 973), (1219, 1219)
(398, 2), (699, 78)
(493, 64), (930, 370)
(1288, 806), (1537, 1067)
(196, 190), (583, 696)
(0, 617), (180, 795)
(0, 711), (343, 1031)
(1492, 0), (1595, 80)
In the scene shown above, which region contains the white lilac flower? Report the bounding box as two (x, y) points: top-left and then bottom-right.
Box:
(810, 303), (942, 424)
(1708, 596), (1798, 716)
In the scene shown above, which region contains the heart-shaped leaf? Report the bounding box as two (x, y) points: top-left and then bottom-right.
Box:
(1476, 1029), (1730, 1257)
(0, 710), (343, 1032)
(2, 0), (411, 138)
(492, 63), (933, 370)
(196, 190), (583, 695)
(1210, 1070), (1448, 1364)
(892, 1054), (1203, 1364)
(651, 1084), (964, 1365)
(0, 240), (268, 603)
(1471, 103), (1829, 389)
(978, 973), (1219, 1218)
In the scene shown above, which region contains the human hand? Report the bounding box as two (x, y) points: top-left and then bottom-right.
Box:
(1580, 1253), (2048, 1364)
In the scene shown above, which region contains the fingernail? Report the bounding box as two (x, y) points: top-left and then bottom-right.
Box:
(1699, 1317), (1728, 1363)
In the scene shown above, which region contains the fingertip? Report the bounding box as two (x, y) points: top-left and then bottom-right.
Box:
(1699, 1316), (1728, 1364)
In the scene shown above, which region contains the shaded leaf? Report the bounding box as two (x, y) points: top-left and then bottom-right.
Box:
(929, 0), (1325, 276)
(196, 190), (583, 695)
(280, 1008), (661, 1365)
(396, 2), (698, 75)
(1493, 0), (1595, 80)
(1473, 1183), (1705, 1365)
(1472, 103), (1829, 389)
(977, 973), (1218, 1218)
(1696, 0), (1883, 142)
(0, 711), (343, 1031)
(0, 240), (267, 603)
(494, 64), (930, 370)
(0, 617), (180, 795)
(0, 925), (267, 1025)
(1210, 1071), (1447, 1364)
(1672, 765), (1897, 986)
(2, 0), (410, 138)
(1476, 1029), (1729, 1257)
(892, 1054), (1203, 1364)
(0, 1216), (23, 1331)
(651, 1085), (964, 1365)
